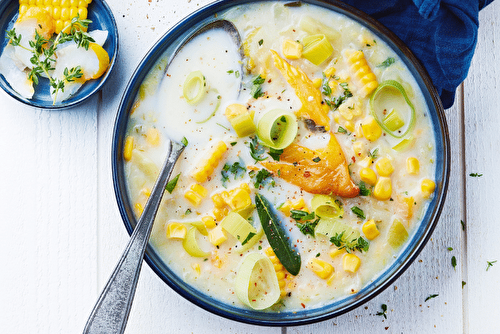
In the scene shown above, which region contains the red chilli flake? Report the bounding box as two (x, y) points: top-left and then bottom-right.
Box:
(301, 303), (306, 308)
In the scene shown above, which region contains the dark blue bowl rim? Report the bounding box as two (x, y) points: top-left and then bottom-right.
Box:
(0, 0), (119, 110)
(111, 0), (450, 327)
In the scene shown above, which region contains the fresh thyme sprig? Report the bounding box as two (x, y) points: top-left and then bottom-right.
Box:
(6, 15), (95, 104)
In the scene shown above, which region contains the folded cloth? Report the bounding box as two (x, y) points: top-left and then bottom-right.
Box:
(340, 0), (494, 108)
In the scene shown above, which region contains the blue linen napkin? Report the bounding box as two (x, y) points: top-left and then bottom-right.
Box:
(340, 0), (494, 108)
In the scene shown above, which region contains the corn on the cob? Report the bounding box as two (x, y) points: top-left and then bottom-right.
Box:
(344, 49), (378, 97)
(191, 141), (228, 183)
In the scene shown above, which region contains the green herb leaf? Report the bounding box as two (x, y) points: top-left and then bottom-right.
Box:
(165, 173), (180, 193)
(290, 210), (316, 221)
(469, 173), (483, 177)
(377, 57), (395, 68)
(268, 147), (284, 161)
(451, 256), (457, 270)
(337, 126), (348, 134)
(447, 247), (453, 251)
(185, 208), (192, 215)
(359, 181), (371, 196)
(462, 281), (466, 288)
(253, 169), (275, 189)
(461, 220), (465, 231)
(376, 304), (387, 319)
(425, 294), (439, 302)
(258, 39), (264, 46)
(368, 148), (379, 160)
(241, 232), (257, 245)
(296, 219), (319, 237)
(351, 206), (366, 219)
(248, 136), (266, 163)
(330, 232), (369, 253)
(487, 260), (497, 271)
(250, 75), (265, 99)
(255, 193), (301, 275)
(181, 137), (188, 146)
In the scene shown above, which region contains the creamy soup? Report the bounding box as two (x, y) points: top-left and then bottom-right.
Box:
(123, 1), (436, 312)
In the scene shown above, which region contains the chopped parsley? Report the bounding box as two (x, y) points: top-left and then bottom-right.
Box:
(469, 173), (483, 177)
(447, 247), (453, 251)
(230, 141), (237, 146)
(165, 173), (180, 193)
(337, 126), (348, 134)
(184, 208), (192, 215)
(351, 206), (366, 219)
(359, 181), (371, 196)
(181, 137), (188, 146)
(330, 231), (369, 253)
(451, 256), (457, 270)
(376, 304), (387, 319)
(221, 161), (246, 186)
(377, 57), (395, 68)
(258, 39), (264, 46)
(290, 210), (318, 237)
(425, 294), (439, 302)
(253, 169), (275, 189)
(312, 156), (321, 163)
(250, 75), (266, 99)
(487, 260), (497, 271)
(461, 220), (466, 231)
(268, 147), (284, 161)
(290, 210), (316, 221)
(296, 220), (319, 237)
(462, 281), (466, 288)
(248, 136), (266, 163)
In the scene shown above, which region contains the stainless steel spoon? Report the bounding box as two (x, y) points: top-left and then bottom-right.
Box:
(83, 19), (242, 334)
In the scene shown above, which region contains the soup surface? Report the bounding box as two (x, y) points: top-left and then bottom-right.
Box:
(123, 1), (436, 312)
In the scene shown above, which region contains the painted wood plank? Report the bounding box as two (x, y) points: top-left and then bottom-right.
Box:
(288, 90), (465, 333)
(0, 94), (99, 333)
(463, 1), (500, 333)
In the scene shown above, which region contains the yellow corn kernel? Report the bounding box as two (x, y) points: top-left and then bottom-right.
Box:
(145, 127), (160, 146)
(239, 182), (251, 193)
(211, 193), (225, 208)
(184, 191), (202, 206)
(333, 111), (341, 124)
(282, 39), (303, 60)
(309, 258), (334, 279)
(55, 20), (64, 34)
(19, 4), (29, 15)
(421, 179), (436, 197)
(373, 176), (392, 200)
(344, 121), (355, 132)
(140, 187), (151, 197)
(352, 141), (364, 158)
(60, 7), (69, 20)
(329, 247), (345, 259)
(291, 198), (307, 211)
(343, 253), (361, 273)
(358, 156), (374, 168)
(123, 136), (134, 161)
(134, 202), (143, 216)
(77, 7), (87, 20)
(265, 247), (275, 257)
(406, 157), (420, 175)
(227, 188), (252, 211)
(360, 167), (377, 186)
(361, 116), (382, 141)
(69, 6), (78, 18)
(213, 207), (228, 221)
(338, 104), (353, 121)
(362, 219), (380, 240)
(208, 225), (227, 246)
(274, 263), (284, 272)
(52, 6), (61, 19)
(166, 222), (187, 239)
(191, 141), (228, 183)
(279, 200), (293, 216)
(191, 263), (201, 275)
(313, 78), (322, 89)
(225, 103), (247, 119)
(345, 50), (378, 97)
(190, 183), (207, 198)
(276, 270), (286, 280)
(325, 66), (336, 78)
(279, 280), (286, 289)
(375, 157), (394, 176)
(403, 196), (414, 218)
(201, 216), (217, 229)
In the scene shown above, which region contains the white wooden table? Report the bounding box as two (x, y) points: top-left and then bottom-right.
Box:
(1, 1), (499, 333)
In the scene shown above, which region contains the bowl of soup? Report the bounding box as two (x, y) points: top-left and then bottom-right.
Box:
(112, 0), (450, 326)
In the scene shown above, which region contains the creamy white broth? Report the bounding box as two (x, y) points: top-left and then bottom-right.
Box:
(124, 2), (436, 311)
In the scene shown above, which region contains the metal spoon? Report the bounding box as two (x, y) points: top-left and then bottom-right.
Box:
(83, 19), (241, 334)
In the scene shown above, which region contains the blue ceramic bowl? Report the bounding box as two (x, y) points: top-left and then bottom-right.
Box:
(112, 0), (450, 326)
(0, 0), (118, 109)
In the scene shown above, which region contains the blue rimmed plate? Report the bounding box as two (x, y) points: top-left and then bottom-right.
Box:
(0, 0), (118, 109)
(112, 0), (450, 326)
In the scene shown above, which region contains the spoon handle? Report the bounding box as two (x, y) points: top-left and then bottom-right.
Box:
(83, 140), (184, 334)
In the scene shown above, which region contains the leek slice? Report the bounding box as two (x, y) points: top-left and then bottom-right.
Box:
(392, 136), (415, 151)
(302, 34), (333, 66)
(315, 218), (360, 241)
(387, 219), (409, 248)
(383, 108), (404, 131)
(228, 111), (256, 137)
(235, 253), (280, 310)
(311, 195), (343, 219)
(221, 212), (257, 244)
(190, 221), (208, 236)
(299, 16), (340, 41)
(256, 109), (298, 150)
(196, 89), (221, 124)
(182, 227), (211, 257)
(183, 70), (206, 105)
(370, 80), (416, 138)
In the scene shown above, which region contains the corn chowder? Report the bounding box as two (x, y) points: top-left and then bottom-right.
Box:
(123, 2), (436, 312)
